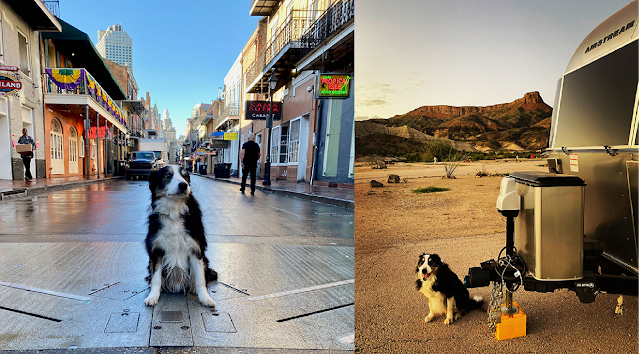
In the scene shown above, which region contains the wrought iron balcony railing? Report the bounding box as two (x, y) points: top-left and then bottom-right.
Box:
(245, 10), (316, 87)
(299, 0), (354, 55)
(245, 1), (354, 90)
(43, 68), (127, 128)
(41, 0), (60, 17)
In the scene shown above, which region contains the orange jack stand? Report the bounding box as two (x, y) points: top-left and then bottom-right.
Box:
(495, 302), (526, 340)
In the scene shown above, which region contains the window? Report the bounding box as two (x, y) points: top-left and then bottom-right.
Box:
(288, 119), (300, 163)
(279, 125), (288, 164)
(18, 31), (30, 75)
(553, 41), (638, 148)
(270, 126), (280, 164)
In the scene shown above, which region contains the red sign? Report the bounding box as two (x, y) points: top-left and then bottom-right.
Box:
(0, 80), (21, 90)
(88, 126), (111, 139)
(0, 66), (18, 72)
(0, 74), (21, 96)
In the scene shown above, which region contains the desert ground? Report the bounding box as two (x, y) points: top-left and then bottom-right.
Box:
(354, 159), (638, 353)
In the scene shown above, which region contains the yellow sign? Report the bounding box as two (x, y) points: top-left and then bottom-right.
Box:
(224, 132), (238, 140)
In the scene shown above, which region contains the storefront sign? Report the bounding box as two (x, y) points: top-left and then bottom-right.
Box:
(0, 66), (18, 71)
(224, 132), (238, 140)
(88, 126), (111, 139)
(317, 73), (351, 98)
(245, 100), (282, 120)
(0, 74), (21, 96)
(210, 140), (229, 149)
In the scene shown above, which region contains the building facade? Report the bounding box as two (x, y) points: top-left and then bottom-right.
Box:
(0, 0), (61, 180)
(41, 18), (129, 178)
(96, 24), (133, 71)
(242, 0), (355, 185)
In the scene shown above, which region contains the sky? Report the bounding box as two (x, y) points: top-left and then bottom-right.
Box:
(355, 0), (634, 120)
(57, 0), (261, 137)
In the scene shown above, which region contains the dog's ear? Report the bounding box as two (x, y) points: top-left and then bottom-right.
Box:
(180, 166), (190, 183)
(149, 168), (163, 192)
(429, 254), (441, 267)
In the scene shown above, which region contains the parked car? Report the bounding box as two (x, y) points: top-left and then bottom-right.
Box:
(125, 151), (161, 180)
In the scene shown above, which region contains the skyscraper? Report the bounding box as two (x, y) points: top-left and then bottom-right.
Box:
(96, 24), (133, 70)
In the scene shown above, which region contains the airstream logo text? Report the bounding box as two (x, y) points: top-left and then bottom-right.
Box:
(584, 20), (635, 53)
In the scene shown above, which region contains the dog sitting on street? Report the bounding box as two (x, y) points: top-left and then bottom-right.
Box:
(415, 253), (483, 325)
(144, 165), (217, 307)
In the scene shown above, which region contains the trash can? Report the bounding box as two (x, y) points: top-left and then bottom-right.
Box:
(510, 171), (586, 281)
(199, 164), (207, 175)
(217, 163), (231, 178)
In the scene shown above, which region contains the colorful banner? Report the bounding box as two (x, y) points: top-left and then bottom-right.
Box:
(45, 68), (85, 90)
(78, 70), (127, 128)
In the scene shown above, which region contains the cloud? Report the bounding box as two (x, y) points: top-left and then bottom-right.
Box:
(356, 98), (389, 107)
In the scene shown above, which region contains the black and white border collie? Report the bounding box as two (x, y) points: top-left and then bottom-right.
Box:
(415, 253), (483, 325)
(144, 165), (217, 307)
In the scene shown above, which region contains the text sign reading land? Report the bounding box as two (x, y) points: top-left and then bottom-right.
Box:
(317, 74), (351, 98)
(0, 75), (21, 96)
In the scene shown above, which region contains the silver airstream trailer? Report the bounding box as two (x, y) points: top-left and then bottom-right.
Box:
(466, 0), (638, 304)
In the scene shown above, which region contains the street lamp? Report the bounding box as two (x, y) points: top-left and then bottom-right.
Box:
(263, 72), (278, 186)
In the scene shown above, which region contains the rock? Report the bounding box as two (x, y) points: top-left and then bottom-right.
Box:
(387, 174), (400, 183)
(370, 180), (384, 187)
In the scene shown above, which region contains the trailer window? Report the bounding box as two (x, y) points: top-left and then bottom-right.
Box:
(553, 41), (638, 148)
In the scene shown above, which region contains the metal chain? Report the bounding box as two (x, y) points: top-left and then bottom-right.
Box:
(488, 281), (503, 333)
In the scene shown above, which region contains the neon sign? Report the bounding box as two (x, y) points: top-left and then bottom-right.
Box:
(317, 74), (351, 98)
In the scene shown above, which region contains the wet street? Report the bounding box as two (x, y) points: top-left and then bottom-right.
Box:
(0, 176), (354, 351)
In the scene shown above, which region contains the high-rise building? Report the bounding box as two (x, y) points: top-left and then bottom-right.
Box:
(96, 24), (133, 70)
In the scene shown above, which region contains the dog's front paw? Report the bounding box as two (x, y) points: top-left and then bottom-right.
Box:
(199, 295), (217, 308)
(425, 314), (434, 323)
(144, 295), (159, 306)
(444, 317), (453, 325)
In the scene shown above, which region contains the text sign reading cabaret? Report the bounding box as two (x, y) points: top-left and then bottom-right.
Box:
(0, 75), (21, 96)
(317, 73), (351, 98)
(245, 100), (282, 120)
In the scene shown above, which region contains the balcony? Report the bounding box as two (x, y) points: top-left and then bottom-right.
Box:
(249, 0), (278, 16)
(245, 1), (354, 93)
(216, 102), (240, 130)
(245, 10), (316, 93)
(42, 68), (128, 132)
(299, 0), (354, 57)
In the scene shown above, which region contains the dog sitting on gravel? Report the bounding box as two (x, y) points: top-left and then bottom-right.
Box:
(415, 253), (483, 325)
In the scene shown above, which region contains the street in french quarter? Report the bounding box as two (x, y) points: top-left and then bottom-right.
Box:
(0, 177), (354, 352)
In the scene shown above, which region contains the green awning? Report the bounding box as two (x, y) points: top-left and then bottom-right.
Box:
(42, 18), (126, 100)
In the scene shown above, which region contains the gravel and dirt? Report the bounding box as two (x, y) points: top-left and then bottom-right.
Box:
(354, 159), (638, 353)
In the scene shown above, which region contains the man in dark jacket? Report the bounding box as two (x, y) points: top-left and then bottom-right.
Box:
(18, 128), (36, 181)
(239, 133), (260, 195)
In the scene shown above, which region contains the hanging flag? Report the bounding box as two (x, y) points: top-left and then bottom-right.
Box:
(45, 68), (85, 90)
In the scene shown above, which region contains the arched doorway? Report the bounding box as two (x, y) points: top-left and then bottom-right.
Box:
(69, 126), (78, 174)
(50, 118), (64, 175)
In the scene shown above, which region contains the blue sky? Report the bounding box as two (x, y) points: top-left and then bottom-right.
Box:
(355, 0), (634, 120)
(57, 0), (260, 136)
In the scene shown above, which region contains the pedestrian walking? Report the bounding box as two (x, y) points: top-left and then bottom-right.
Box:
(240, 133), (260, 195)
(18, 128), (36, 181)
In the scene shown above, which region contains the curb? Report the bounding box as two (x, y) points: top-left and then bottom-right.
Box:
(195, 174), (354, 210)
(0, 177), (122, 200)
